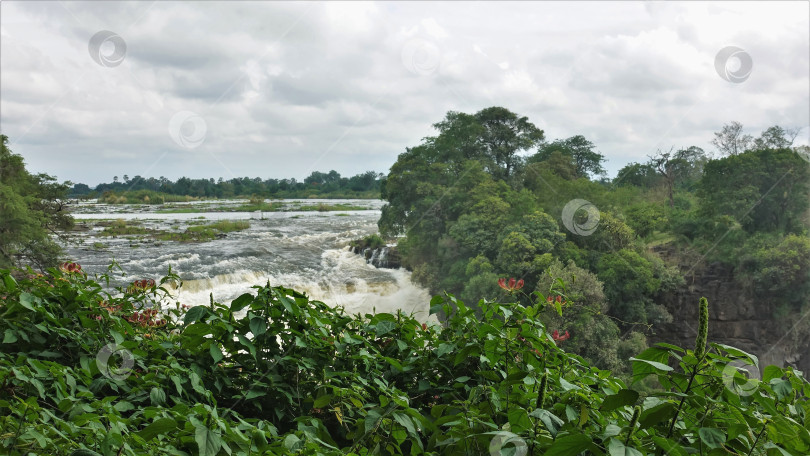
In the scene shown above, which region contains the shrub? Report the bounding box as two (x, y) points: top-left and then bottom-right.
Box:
(0, 268), (807, 455)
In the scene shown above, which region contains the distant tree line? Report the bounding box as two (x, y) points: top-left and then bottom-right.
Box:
(69, 170), (385, 199)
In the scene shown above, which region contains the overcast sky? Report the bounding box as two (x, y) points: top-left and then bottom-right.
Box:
(1, 1), (808, 186)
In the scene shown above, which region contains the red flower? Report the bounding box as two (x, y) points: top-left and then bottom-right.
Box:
(127, 279), (156, 294)
(552, 330), (570, 342)
(59, 262), (83, 274)
(498, 277), (525, 292)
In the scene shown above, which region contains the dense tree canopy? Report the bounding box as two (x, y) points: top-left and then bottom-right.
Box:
(530, 135), (607, 179)
(380, 108), (810, 375)
(0, 135), (73, 270)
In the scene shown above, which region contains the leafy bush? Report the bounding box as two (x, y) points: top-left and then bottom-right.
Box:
(1, 268), (808, 455)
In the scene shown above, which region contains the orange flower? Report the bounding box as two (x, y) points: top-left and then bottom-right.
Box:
(126, 279), (156, 294)
(59, 262), (83, 274)
(498, 278), (525, 292)
(552, 330), (570, 342)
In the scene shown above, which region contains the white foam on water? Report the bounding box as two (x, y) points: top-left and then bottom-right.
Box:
(168, 248), (435, 323)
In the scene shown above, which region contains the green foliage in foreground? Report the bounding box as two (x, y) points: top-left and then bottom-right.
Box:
(1, 270), (808, 455)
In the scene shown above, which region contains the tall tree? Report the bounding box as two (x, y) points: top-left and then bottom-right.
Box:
(0, 135), (73, 270)
(752, 125), (800, 150)
(531, 135), (606, 179)
(648, 146), (707, 208)
(711, 121), (753, 156)
(473, 107), (545, 180)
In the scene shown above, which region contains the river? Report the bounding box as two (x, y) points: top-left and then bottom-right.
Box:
(63, 199), (433, 321)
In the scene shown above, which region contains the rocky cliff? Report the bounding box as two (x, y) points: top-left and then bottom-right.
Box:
(651, 249), (809, 374)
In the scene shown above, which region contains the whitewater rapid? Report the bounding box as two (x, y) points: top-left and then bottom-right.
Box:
(63, 200), (434, 322)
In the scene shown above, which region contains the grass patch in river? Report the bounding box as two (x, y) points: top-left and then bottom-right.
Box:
(98, 219), (154, 236)
(156, 220), (250, 242)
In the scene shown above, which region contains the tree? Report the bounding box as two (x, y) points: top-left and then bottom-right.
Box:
(614, 162), (658, 188)
(752, 125), (800, 150)
(0, 135), (73, 270)
(698, 148), (809, 234)
(473, 107), (545, 180)
(531, 135), (606, 179)
(711, 121), (752, 156)
(648, 146), (707, 208)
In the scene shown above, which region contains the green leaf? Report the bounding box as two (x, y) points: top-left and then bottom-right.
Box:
(210, 344), (223, 364)
(230, 293), (253, 312)
(313, 394), (332, 408)
(436, 343), (454, 358)
(150, 387), (166, 406)
(630, 347), (670, 382)
(393, 412), (418, 437)
(244, 389), (266, 400)
(283, 434), (301, 450)
(507, 408), (531, 433)
(544, 433), (594, 456)
(607, 438), (643, 456)
(770, 379), (793, 400)
(600, 389), (639, 412)
(138, 417), (178, 441)
(195, 424), (223, 456)
(237, 334), (257, 359)
(250, 317), (267, 336)
(650, 437), (688, 456)
(638, 402), (676, 429)
(70, 450), (103, 456)
(365, 409), (382, 434)
(698, 428), (726, 449)
(375, 319), (396, 336)
(629, 357), (673, 372)
(711, 343), (759, 367)
(184, 306), (207, 325)
(763, 365), (784, 383)
(2, 329), (17, 344)
(113, 401), (134, 412)
(101, 430), (123, 456)
(530, 409), (564, 437)
(19, 292), (36, 310)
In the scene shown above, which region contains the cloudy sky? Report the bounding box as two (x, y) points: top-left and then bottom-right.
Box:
(1, 1), (808, 186)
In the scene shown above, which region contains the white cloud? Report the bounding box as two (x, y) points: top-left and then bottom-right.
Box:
(0, 1), (807, 185)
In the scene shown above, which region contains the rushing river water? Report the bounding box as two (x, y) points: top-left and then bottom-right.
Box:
(63, 199), (433, 321)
